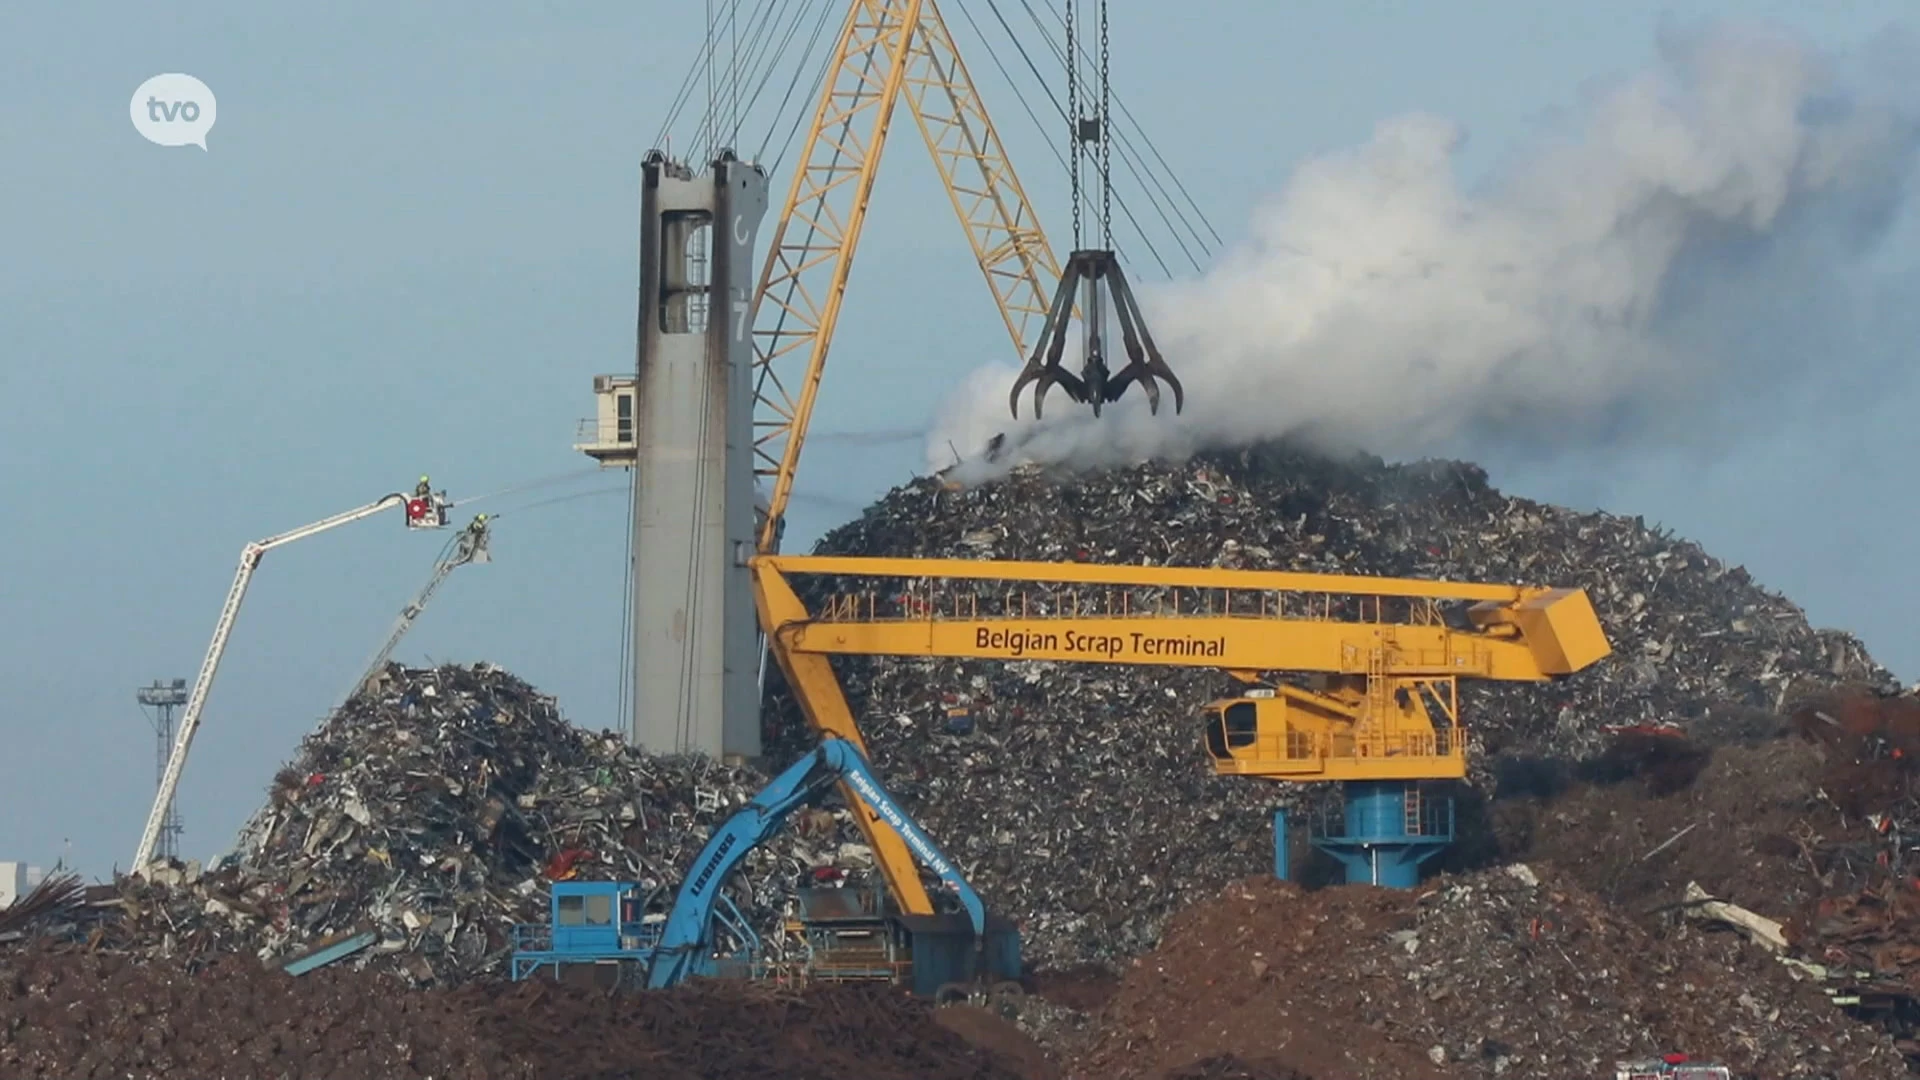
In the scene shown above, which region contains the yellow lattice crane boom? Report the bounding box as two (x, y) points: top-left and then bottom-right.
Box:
(752, 553), (1612, 904)
(750, 0), (1062, 553)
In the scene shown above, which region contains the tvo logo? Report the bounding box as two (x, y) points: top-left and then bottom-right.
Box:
(130, 74), (216, 150)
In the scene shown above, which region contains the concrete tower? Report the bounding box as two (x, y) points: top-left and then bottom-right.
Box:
(623, 150), (768, 760)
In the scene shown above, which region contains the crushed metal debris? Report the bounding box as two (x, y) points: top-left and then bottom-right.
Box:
(11, 442), (1920, 1076)
(767, 444), (1894, 968)
(59, 662), (870, 984)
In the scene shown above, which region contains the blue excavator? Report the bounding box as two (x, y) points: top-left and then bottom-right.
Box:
(509, 737), (1021, 998)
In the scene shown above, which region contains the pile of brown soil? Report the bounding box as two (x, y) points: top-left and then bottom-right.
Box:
(1067, 868), (1906, 1080)
(0, 947), (1027, 1080)
(1486, 717), (1920, 922)
(936, 1004), (1062, 1080)
(1484, 734), (1843, 914)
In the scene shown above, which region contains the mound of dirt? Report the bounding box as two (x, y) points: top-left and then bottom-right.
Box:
(1485, 705), (1920, 916)
(0, 946), (1026, 1080)
(1482, 734), (1842, 914)
(1067, 867), (1906, 1080)
(937, 1004), (1062, 1080)
(1160, 1057), (1316, 1080)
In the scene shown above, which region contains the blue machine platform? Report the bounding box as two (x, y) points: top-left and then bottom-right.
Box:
(510, 880), (761, 982)
(1273, 781), (1455, 888)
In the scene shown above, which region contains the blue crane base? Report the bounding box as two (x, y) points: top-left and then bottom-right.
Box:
(1275, 781), (1455, 889)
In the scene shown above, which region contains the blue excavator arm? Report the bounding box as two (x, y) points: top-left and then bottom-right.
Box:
(645, 737), (984, 989)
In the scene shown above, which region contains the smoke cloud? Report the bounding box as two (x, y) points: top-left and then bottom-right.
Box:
(925, 22), (1920, 483)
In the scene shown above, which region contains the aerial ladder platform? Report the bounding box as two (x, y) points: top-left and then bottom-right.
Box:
(336, 514), (492, 708)
(131, 478), (455, 873)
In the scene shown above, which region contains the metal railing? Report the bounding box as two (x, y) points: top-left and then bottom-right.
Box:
(816, 582), (1462, 630)
(507, 920), (667, 957)
(1237, 727), (1462, 767)
(1310, 790), (1457, 841)
(575, 418), (635, 445)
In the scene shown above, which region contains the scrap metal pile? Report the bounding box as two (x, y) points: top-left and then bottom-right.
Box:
(1065, 866), (1907, 1080)
(78, 662), (867, 984)
(0, 875), (89, 946)
(763, 441), (1896, 968)
(10, 439), (1920, 1075)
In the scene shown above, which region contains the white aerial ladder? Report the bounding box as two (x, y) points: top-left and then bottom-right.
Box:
(131, 479), (454, 874)
(337, 514), (492, 708)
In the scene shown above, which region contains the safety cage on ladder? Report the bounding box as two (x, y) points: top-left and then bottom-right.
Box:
(404, 476), (452, 529)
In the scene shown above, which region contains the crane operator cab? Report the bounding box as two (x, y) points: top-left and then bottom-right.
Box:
(1200, 680), (1465, 781)
(1204, 690), (1316, 776)
(405, 475), (451, 530)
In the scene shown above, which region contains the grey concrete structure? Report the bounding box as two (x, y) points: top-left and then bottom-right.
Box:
(627, 151), (768, 760)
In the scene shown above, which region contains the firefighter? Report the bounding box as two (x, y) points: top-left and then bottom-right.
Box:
(415, 475), (432, 499)
(456, 514), (488, 556)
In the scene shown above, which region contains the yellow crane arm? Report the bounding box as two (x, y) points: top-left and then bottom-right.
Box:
(751, 0), (922, 552)
(738, 0), (1073, 915)
(754, 566), (937, 916)
(749, 0), (1060, 551)
(761, 554), (1610, 677)
(778, 614), (1568, 680)
(900, 1), (1061, 363)
(753, 552), (1613, 907)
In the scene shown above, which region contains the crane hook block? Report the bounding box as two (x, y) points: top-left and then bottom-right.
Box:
(1009, 249), (1183, 421)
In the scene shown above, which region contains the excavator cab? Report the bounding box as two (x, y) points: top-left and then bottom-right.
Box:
(405, 476), (451, 530)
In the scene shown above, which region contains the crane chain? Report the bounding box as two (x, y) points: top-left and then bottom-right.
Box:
(1099, 0), (1111, 247)
(1066, 0), (1081, 249)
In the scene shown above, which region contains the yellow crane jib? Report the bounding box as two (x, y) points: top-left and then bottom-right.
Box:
(746, 0), (1065, 552)
(759, 556), (1606, 783)
(1009, 249), (1183, 420)
(751, 553), (1611, 892)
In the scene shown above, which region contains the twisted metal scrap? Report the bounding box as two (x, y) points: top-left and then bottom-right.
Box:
(0, 873), (88, 937)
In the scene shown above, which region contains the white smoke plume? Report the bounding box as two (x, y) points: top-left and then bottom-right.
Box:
(925, 22), (1919, 483)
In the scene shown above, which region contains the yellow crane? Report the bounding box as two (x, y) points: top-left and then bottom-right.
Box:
(747, 0), (1063, 553)
(752, 553), (1612, 907)
(731, 0), (1075, 877)
(627, 0), (1601, 913)
(748, 0), (1185, 543)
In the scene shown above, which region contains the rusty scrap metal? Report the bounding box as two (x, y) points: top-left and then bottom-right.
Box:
(766, 442), (1894, 969)
(81, 662), (872, 985)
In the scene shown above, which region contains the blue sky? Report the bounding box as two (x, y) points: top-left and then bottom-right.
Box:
(2, 1), (1914, 879)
